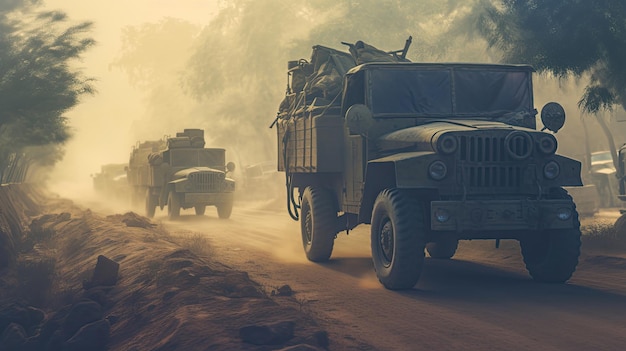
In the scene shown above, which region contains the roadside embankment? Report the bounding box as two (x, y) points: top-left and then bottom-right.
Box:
(0, 184), (330, 351)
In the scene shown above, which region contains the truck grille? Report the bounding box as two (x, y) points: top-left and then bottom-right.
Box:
(189, 172), (223, 192)
(457, 133), (531, 190)
(462, 165), (523, 188)
(459, 136), (506, 162)
(458, 133), (532, 162)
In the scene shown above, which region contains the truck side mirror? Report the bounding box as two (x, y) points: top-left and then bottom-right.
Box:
(540, 102), (566, 133)
(346, 104), (374, 135)
(226, 162), (236, 172)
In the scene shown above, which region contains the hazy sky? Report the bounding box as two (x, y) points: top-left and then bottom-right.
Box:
(43, 0), (219, 195)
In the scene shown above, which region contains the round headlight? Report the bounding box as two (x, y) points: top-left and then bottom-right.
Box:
(429, 161), (448, 180)
(556, 207), (573, 221)
(438, 134), (458, 154)
(434, 208), (451, 223)
(543, 161), (560, 180)
(538, 135), (557, 154)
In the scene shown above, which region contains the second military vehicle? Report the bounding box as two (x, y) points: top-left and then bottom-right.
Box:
(127, 129), (235, 220)
(273, 39), (583, 290)
(92, 163), (129, 200)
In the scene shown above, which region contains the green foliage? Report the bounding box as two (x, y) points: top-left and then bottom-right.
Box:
(466, 0), (626, 113)
(178, 0), (469, 162)
(0, 4), (95, 182)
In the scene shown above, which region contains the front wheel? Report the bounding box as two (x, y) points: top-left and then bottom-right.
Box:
(300, 187), (337, 262)
(145, 188), (157, 218)
(216, 194), (233, 219)
(371, 189), (426, 290)
(167, 192), (181, 220)
(520, 188), (581, 283)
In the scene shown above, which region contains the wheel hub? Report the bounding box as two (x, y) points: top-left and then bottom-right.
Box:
(379, 219), (394, 266)
(304, 209), (313, 244)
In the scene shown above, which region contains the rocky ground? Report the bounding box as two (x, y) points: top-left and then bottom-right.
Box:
(0, 184), (329, 351)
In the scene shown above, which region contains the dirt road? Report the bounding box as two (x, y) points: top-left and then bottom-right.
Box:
(131, 201), (626, 351)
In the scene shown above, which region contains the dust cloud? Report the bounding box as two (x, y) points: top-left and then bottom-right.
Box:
(41, 0), (626, 211)
(43, 0), (219, 200)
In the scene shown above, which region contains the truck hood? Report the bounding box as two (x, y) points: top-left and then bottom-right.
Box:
(376, 119), (534, 152)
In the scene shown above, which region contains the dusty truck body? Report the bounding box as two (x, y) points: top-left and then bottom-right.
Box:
(274, 41), (583, 289)
(127, 129), (235, 220)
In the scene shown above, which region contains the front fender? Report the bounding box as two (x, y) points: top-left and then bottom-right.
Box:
(359, 151), (441, 223)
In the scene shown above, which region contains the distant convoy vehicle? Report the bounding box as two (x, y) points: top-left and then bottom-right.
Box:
(589, 150), (619, 208)
(272, 38), (583, 290)
(127, 128), (236, 220)
(242, 161), (282, 199)
(92, 163), (129, 200)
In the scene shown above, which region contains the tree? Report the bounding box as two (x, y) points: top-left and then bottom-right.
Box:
(0, 2), (95, 183)
(454, 0), (626, 185)
(180, 0), (470, 164)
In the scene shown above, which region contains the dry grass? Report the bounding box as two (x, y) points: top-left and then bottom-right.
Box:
(169, 231), (214, 257)
(581, 222), (626, 252)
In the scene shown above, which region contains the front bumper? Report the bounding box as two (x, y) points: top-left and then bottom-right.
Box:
(183, 192), (233, 206)
(430, 199), (576, 231)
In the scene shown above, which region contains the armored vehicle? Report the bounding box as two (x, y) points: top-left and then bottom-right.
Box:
(127, 129), (235, 220)
(273, 39), (583, 290)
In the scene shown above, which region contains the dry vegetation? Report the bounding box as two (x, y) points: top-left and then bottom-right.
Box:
(581, 220), (626, 253)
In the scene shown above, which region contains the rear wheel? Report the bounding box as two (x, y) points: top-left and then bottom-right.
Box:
(300, 186), (337, 262)
(520, 188), (581, 283)
(371, 189), (426, 290)
(426, 238), (458, 259)
(194, 205), (206, 216)
(216, 194), (233, 219)
(145, 188), (157, 218)
(167, 192), (181, 220)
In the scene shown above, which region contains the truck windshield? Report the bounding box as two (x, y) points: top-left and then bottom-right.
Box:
(169, 149), (225, 168)
(368, 67), (532, 118)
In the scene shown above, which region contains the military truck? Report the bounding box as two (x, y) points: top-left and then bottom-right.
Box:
(273, 39), (583, 290)
(127, 129), (236, 220)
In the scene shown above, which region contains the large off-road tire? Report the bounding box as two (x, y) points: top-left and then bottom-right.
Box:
(426, 238), (458, 259)
(216, 194), (234, 219)
(520, 188), (581, 283)
(614, 214), (626, 238)
(145, 188), (157, 218)
(195, 205), (206, 216)
(167, 192), (181, 220)
(371, 189), (426, 290)
(300, 186), (337, 262)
